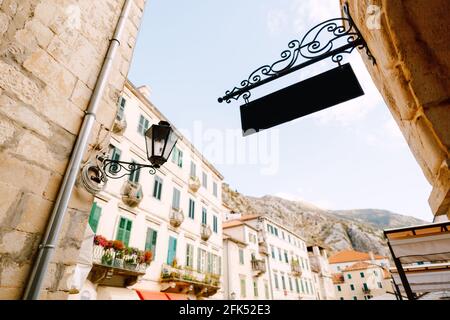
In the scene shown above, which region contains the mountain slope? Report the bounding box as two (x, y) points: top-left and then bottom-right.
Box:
(222, 184), (427, 256)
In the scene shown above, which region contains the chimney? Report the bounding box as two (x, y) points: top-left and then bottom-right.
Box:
(137, 85), (151, 99)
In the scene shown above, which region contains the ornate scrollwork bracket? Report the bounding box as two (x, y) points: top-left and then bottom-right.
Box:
(95, 154), (157, 182)
(218, 2), (376, 104)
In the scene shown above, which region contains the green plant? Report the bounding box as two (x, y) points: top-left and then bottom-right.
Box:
(101, 251), (113, 265)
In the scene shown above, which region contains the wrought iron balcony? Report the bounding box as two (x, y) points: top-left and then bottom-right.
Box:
(251, 258), (267, 276)
(160, 264), (220, 298)
(121, 180), (143, 207)
(188, 176), (201, 193)
(89, 244), (150, 287)
(200, 224), (212, 241)
(112, 114), (127, 135)
(169, 208), (185, 228)
(291, 260), (302, 277)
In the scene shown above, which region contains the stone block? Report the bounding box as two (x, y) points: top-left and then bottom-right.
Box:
(23, 49), (76, 99)
(16, 193), (53, 234)
(0, 230), (29, 255)
(70, 79), (92, 111)
(0, 153), (51, 195)
(0, 181), (21, 227)
(35, 85), (83, 135)
(0, 287), (22, 300)
(0, 60), (41, 106)
(13, 131), (69, 175)
(423, 103), (450, 151)
(0, 262), (31, 288)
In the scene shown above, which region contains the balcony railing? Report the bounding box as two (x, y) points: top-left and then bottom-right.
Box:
(160, 264), (221, 297)
(201, 224), (212, 241)
(251, 258), (267, 276)
(291, 260), (302, 277)
(362, 288), (371, 295)
(121, 180), (143, 207)
(188, 176), (201, 193)
(169, 208), (184, 228)
(89, 243), (151, 287)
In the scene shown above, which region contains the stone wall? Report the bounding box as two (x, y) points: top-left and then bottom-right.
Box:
(342, 0), (450, 219)
(0, 0), (146, 299)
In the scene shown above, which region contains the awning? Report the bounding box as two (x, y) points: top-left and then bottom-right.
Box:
(384, 221), (450, 300)
(391, 263), (450, 294)
(135, 290), (190, 300)
(136, 290), (169, 300)
(96, 287), (140, 300)
(166, 293), (190, 300)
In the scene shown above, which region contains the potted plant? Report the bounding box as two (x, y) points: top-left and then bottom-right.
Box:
(112, 240), (125, 268)
(101, 250), (113, 266)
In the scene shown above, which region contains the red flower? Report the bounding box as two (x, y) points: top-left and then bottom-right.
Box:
(113, 240), (125, 251)
(94, 235), (109, 247)
(144, 251), (153, 263)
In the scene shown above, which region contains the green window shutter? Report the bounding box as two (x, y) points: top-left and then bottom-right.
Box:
(295, 278), (300, 293)
(213, 215), (218, 233)
(197, 248), (201, 271)
(188, 199), (195, 219)
(116, 217), (126, 243)
(167, 236), (177, 265)
(124, 219), (132, 246)
(88, 202), (101, 233)
(145, 228), (158, 260)
(202, 208), (207, 224)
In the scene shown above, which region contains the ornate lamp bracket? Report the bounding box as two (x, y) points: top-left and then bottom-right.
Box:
(95, 153), (157, 182)
(218, 2), (375, 104)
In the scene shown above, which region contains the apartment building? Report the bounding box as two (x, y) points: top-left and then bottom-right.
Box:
(308, 246), (336, 300)
(224, 214), (317, 300)
(222, 219), (271, 300)
(328, 250), (391, 273)
(332, 262), (393, 300)
(71, 80), (225, 300)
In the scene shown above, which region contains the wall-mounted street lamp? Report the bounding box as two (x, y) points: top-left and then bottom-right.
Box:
(93, 121), (178, 184)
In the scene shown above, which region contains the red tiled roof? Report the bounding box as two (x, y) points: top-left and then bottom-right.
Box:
(328, 250), (387, 264)
(343, 261), (378, 272)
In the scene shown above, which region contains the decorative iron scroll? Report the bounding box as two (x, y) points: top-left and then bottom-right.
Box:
(96, 156), (157, 181)
(218, 3), (375, 104)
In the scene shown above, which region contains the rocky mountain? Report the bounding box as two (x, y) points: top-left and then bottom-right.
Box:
(222, 184), (427, 257)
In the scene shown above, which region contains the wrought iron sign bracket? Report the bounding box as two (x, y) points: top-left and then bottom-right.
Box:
(218, 3), (376, 104)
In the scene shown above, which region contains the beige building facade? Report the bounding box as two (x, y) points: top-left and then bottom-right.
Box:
(225, 214), (318, 300)
(222, 219), (271, 300)
(308, 246), (336, 300)
(70, 80), (225, 300)
(333, 262), (393, 300)
(0, 0), (146, 299)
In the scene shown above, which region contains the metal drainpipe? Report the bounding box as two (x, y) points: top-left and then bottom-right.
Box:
(23, 0), (134, 300)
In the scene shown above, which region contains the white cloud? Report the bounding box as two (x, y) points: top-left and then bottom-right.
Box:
(267, 10), (288, 36)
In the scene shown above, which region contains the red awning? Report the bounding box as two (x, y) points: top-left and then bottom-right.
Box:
(135, 290), (190, 300)
(135, 290), (170, 300)
(166, 293), (190, 300)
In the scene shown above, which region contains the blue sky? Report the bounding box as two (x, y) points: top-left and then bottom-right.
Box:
(129, 0), (433, 222)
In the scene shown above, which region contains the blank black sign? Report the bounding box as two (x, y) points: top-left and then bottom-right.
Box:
(240, 63), (364, 136)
